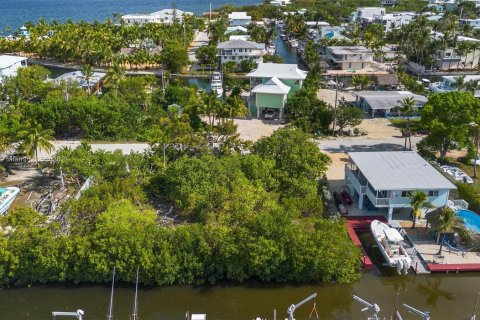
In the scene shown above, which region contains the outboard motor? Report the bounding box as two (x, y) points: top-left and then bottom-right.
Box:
(396, 260), (403, 275)
(403, 259), (410, 275)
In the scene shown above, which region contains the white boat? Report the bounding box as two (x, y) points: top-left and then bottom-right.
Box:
(267, 44), (276, 55)
(211, 72), (223, 98)
(289, 39), (298, 48)
(370, 220), (412, 275)
(0, 187), (20, 215)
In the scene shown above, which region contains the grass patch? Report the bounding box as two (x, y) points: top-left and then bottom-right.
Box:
(389, 118), (427, 132)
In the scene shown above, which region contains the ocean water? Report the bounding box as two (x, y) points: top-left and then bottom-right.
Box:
(0, 0), (260, 32)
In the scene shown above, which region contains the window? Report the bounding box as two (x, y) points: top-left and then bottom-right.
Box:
(428, 190), (439, 197)
(401, 191), (412, 197)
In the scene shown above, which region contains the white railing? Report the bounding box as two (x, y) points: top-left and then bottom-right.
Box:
(366, 187), (390, 207)
(452, 199), (469, 210)
(345, 165), (365, 194)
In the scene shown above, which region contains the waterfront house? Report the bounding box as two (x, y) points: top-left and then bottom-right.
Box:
(228, 12), (252, 27)
(121, 9), (194, 26)
(217, 39), (266, 64)
(345, 151), (456, 222)
(373, 12), (415, 33)
(355, 91), (427, 118)
(429, 75), (480, 97)
(246, 63), (307, 118)
(0, 55), (27, 83)
(325, 46), (373, 71)
(54, 71), (106, 93)
(408, 32), (480, 74)
(350, 7), (385, 24)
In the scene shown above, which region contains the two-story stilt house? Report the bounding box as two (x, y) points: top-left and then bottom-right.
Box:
(344, 151), (456, 222)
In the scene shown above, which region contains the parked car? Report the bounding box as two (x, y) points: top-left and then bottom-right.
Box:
(264, 109), (275, 120)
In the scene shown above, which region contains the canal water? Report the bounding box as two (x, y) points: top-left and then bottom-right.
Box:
(1, 271), (479, 319)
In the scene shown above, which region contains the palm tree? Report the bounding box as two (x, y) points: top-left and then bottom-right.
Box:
(104, 62), (125, 97)
(435, 207), (460, 255)
(453, 75), (466, 90)
(17, 121), (55, 166)
(398, 97), (416, 151)
(82, 64), (94, 95)
(465, 79), (479, 95)
(409, 190), (433, 229)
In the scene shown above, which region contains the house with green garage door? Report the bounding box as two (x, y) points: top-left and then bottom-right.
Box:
(246, 63), (307, 118)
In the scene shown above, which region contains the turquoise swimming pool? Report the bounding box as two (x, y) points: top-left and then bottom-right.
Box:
(457, 209), (480, 233)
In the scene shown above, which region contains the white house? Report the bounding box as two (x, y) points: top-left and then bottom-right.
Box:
(0, 55), (28, 83)
(325, 46), (373, 70)
(355, 91), (427, 118)
(271, 0), (291, 6)
(373, 12), (416, 33)
(432, 31), (480, 71)
(429, 75), (480, 97)
(459, 18), (480, 29)
(217, 39), (266, 64)
(53, 70), (106, 93)
(121, 9), (194, 25)
(345, 151), (456, 222)
(228, 12), (252, 27)
(351, 7), (386, 24)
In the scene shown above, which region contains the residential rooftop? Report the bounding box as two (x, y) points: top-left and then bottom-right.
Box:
(355, 91), (427, 110)
(326, 46), (372, 55)
(0, 55), (27, 69)
(348, 151), (456, 191)
(246, 63), (307, 80)
(217, 39), (265, 50)
(251, 77), (291, 94)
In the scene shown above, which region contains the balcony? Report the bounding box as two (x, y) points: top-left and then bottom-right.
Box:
(345, 164), (367, 194)
(366, 187), (390, 207)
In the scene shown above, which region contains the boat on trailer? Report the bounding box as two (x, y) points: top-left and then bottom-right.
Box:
(370, 220), (412, 275)
(0, 187), (20, 215)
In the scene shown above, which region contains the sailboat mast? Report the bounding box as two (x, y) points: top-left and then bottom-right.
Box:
(132, 267), (139, 320)
(107, 267), (115, 320)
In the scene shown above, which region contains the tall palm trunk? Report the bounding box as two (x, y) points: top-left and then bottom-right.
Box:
(407, 116), (412, 151)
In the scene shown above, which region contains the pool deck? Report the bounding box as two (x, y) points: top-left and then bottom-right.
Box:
(402, 222), (480, 273)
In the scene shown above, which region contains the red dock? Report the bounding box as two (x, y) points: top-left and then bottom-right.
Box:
(344, 215), (387, 270)
(427, 263), (480, 273)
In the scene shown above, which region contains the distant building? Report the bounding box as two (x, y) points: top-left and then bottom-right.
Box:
(228, 12), (252, 27)
(0, 55), (28, 83)
(350, 7), (385, 24)
(270, 0), (291, 6)
(373, 12), (416, 33)
(459, 18), (480, 29)
(19, 26), (30, 39)
(382, 0), (397, 6)
(355, 90), (427, 118)
(429, 75), (480, 97)
(247, 63), (307, 118)
(121, 9), (194, 26)
(54, 70), (106, 93)
(217, 39), (266, 64)
(325, 46), (373, 70)
(345, 151), (456, 222)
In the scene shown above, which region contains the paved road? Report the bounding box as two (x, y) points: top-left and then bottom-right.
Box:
(38, 141), (150, 161)
(318, 136), (424, 153)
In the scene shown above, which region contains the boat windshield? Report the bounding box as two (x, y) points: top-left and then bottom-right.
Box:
(0, 188), (6, 196)
(384, 228), (403, 242)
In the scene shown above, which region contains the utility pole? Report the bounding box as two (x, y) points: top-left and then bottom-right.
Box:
(63, 86), (71, 138)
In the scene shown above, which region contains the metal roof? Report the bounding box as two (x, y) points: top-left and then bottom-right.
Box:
(251, 76), (291, 94)
(54, 71), (106, 88)
(246, 63), (307, 80)
(326, 46), (371, 55)
(355, 91), (427, 110)
(348, 151), (456, 191)
(217, 39), (265, 50)
(0, 55), (27, 69)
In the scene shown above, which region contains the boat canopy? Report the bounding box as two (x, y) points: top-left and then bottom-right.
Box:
(384, 228), (403, 242)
